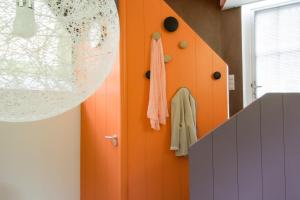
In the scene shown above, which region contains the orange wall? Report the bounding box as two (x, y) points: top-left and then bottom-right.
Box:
(81, 0), (229, 199)
(81, 57), (122, 200)
(121, 0), (228, 199)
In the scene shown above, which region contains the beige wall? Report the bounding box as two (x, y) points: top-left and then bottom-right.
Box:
(0, 107), (80, 200)
(166, 0), (243, 115)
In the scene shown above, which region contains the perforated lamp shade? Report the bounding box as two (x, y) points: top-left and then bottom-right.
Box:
(0, 0), (119, 122)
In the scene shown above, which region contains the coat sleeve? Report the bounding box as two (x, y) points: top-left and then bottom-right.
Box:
(189, 95), (198, 145)
(190, 95), (197, 129)
(170, 99), (180, 151)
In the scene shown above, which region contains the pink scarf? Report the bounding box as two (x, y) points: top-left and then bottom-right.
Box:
(147, 38), (168, 130)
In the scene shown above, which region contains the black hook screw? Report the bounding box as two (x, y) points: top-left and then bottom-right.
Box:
(213, 71), (221, 80)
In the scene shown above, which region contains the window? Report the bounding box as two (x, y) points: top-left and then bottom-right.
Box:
(242, 0), (300, 106)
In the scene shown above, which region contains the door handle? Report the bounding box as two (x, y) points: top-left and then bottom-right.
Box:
(251, 83), (263, 89)
(104, 134), (118, 147)
(252, 85), (263, 89)
(251, 82), (263, 99)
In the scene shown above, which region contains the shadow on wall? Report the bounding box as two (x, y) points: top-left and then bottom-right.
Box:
(0, 107), (80, 200)
(0, 184), (20, 200)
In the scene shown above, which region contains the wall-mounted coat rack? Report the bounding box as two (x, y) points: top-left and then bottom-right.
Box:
(145, 70), (151, 79)
(213, 71), (222, 80)
(164, 16), (179, 32)
(152, 32), (161, 40)
(179, 40), (188, 49)
(164, 55), (172, 63)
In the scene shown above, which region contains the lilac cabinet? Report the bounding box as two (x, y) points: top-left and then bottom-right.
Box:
(189, 93), (300, 200)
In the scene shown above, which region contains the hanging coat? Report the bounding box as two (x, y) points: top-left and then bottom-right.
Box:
(170, 88), (197, 156)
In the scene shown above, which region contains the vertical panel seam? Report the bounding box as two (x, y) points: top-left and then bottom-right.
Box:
(142, 0), (148, 199)
(235, 117), (240, 200)
(158, 4), (165, 200)
(194, 36), (198, 132)
(122, 0), (130, 198)
(212, 135), (215, 200)
(211, 52), (214, 127)
(259, 100), (264, 200)
(282, 94), (287, 200)
(94, 96), (97, 198)
(105, 78), (109, 199)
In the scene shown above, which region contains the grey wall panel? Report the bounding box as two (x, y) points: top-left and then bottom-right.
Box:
(261, 94), (285, 200)
(190, 93), (300, 200)
(189, 135), (213, 200)
(213, 117), (238, 200)
(236, 101), (262, 200)
(283, 94), (300, 200)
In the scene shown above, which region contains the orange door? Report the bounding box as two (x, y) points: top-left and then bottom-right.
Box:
(81, 57), (122, 200)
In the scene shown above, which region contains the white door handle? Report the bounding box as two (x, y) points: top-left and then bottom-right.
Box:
(251, 81), (263, 99)
(252, 85), (263, 89)
(251, 82), (263, 89)
(104, 134), (118, 147)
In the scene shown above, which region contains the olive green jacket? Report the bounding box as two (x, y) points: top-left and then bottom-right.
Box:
(170, 88), (197, 156)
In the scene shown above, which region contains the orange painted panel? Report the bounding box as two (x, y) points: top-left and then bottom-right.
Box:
(195, 39), (214, 137)
(81, 56), (122, 200)
(82, 0), (229, 199)
(122, 0), (229, 200)
(81, 95), (97, 200)
(213, 54), (229, 128)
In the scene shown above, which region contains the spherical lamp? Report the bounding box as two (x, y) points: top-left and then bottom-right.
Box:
(0, 0), (119, 122)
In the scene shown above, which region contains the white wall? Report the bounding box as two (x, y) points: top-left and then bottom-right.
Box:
(0, 107), (80, 200)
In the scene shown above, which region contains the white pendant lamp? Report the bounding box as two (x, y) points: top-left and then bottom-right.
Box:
(13, 0), (37, 38)
(0, 0), (119, 122)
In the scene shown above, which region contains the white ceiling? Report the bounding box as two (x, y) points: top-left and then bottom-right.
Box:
(222, 0), (263, 9)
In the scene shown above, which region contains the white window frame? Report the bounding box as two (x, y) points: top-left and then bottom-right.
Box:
(242, 0), (300, 107)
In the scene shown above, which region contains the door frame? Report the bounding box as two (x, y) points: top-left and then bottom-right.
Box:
(242, 0), (300, 107)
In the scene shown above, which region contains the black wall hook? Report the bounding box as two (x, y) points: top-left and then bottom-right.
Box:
(145, 70), (151, 79)
(213, 71), (222, 80)
(164, 16), (179, 32)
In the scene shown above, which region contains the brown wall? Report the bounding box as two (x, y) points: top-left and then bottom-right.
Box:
(166, 0), (243, 115)
(221, 8), (243, 115)
(220, 0), (226, 7)
(165, 0), (223, 55)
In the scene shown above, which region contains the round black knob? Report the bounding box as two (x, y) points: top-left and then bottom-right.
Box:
(164, 16), (179, 32)
(145, 70), (151, 79)
(213, 71), (221, 80)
